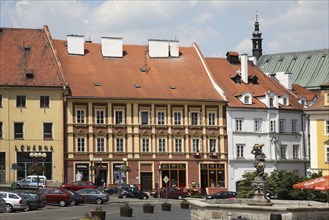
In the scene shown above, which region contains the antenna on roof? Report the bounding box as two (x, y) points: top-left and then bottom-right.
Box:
(256, 9), (258, 21)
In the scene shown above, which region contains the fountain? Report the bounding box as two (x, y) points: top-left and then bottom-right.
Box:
(188, 144), (329, 220)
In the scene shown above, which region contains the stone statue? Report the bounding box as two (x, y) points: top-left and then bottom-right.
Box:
(250, 144), (266, 181)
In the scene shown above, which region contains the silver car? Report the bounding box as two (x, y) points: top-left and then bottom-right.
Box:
(0, 191), (28, 212)
(76, 188), (109, 204)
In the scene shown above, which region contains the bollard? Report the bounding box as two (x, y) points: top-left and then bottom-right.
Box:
(270, 214), (282, 220)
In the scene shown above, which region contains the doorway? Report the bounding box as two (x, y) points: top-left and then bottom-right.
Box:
(140, 172), (152, 192)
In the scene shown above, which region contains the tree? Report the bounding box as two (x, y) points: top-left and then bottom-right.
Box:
(238, 169), (327, 202)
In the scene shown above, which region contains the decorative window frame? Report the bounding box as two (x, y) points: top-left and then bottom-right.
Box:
(114, 108), (125, 125)
(191, 137), (201, 152)
(96, 136), (105, 152)
(76, 135), (86, 152)
(115, 136), (124, 152)
(156, 109), (166, 125)
(207, 110), (217, 126)
(174, 137), (183, 153)
(95, 108), (106, 125)
(75, 107), (86, 124)
(190, 111), (201, 126)
(141, 136), (150, 153)
(240, 92), (253, 105)
(172, 110), (183, 125)
(139, 108), (151, 125)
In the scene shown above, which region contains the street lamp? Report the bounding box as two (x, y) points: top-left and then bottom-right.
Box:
(90, 158), (103, 186)
(158, 164), (162, 200)
(29, 152), (47, 190)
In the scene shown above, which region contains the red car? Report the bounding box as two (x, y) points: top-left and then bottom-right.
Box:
(39, 187), (72, 207)
(61, 181), (97, 191)
(152, 187), (188, 199)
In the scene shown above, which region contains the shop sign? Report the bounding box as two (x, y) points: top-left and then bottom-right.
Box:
(15, 144), (54, 152)
(75, 164), (89, 169)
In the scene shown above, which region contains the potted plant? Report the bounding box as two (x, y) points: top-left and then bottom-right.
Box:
(143, 203), (154, 213)
(180, 199), (190, 209)
(80, 212), (101, 220)
(90, 206), (106, 220)
(161, 202), (171, 211)
(120, 202), (133, 217)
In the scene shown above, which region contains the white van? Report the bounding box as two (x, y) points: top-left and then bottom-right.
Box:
(16, 175), (47, 189)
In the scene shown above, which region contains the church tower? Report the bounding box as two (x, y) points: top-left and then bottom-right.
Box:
(252, 12), (263, 60)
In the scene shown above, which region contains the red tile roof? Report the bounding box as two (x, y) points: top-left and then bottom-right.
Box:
(292, 84), (317, 101)
(307, 90), (329, 111)
(205, 56), (303, 110)
(52, 40), (224, 101)
(0, 27), (65, 87)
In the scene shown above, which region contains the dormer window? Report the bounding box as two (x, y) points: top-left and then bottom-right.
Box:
(279, 94), (289, 106)
(269, 98), (274, 107)
(226, 51), (240, 64)
(231, 74), (241, 84)
(245, 96), (250, 104)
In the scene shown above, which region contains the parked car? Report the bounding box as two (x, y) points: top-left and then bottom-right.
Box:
(118, 186), (149, 200)
(104, 186), (120, 195)
(67, 190), (86, 206)
(61, 181), (97, 191)
(152, 187), (188, 199)
(39, 187), (72, 207)
(77, 188), (109, 204)
(14, 190), (46, 210)
(0, 198), (7, 213)
(206, 191), (237, 200)
(0, 191), (28, 212)
(16, 175), (47, 189)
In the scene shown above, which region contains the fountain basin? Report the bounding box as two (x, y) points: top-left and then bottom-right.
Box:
(188, 199), (329, 220)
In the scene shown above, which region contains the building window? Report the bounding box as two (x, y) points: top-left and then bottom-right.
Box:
(158, 138), (166, 152)
(235, 118), (243, 131)
(280, 145), (287, 159)
(236, 144), (244, 158)
(0, 122), (2, 138)
(14, 122), (24, 139)
(292, 120), (297, 133)
(173, 111), (182, 125)
(114, 110), (125, 125)
(325, 120), (329, 135)
(76, 108), (86, 124)
(96, 109), (105, 124)
(208, 112), (216, 126)
(77, 136), (85, 152)
(97, 137), (105, 152)
(157, 111), (165, 125)
(326, 146), (329, 162)
(141, 111), (150, 125)
(192, 138), (200, 152)
(244, 96), (250, 104)
(254, 119), (262, 132)
(141, 137), (150, 152)
(174, 138), (182, 152)
(270, 120), (276, 132)
(190, 112), (200, 126)
(200, 163), (225, 188)
(43, 123), (53, 139)
(116, 137), (124, 152)
(279, 119), (285, 133)
(209, 138), (216, 152)
(293, 145), (299, 159)
(40, 96), (50, 108)
(269, 97), (274, 108)
(283, 98), (288, 106)
(16, 95), (26, 107)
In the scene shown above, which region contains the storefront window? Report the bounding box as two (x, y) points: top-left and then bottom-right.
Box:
(16, 152), (52, 180)
(160, 163), (186, 187)
(113, 163), (126, 184)
(200, 163), (225, 188)
(75, 164), (89, 181)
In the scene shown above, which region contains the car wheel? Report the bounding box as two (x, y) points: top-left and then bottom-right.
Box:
(16, 184), (21, 189)
(59, 200), (66, 207)
(70, 199), (77, 206)
(143, 196), (148, 200)
(122, 195), (127, 199)
(177, 195), (183, 200)
(6, 204), (13, 213)
(25, 204), (31, 212)
(96, 198), (103, 205)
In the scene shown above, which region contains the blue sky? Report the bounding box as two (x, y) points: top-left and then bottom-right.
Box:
(1, 0), (328, 57)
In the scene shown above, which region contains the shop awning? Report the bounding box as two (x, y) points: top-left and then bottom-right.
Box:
(293, 175), (329, 191)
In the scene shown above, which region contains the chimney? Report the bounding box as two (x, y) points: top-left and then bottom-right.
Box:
(101, 37), (123, 57)
(67, 35), (84, 55)
(240, 53), (248, 83)
(169, 40), (179, 57)
(148, 39), (169, 58)
(275, 72), (292, 90)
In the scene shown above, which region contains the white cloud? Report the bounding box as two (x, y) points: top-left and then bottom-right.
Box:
(0, 0), (327, 56)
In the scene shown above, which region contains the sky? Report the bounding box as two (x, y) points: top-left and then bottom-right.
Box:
(1, 0), (328, 57)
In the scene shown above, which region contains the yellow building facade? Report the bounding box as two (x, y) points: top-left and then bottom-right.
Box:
(307, 85), (329, 176)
